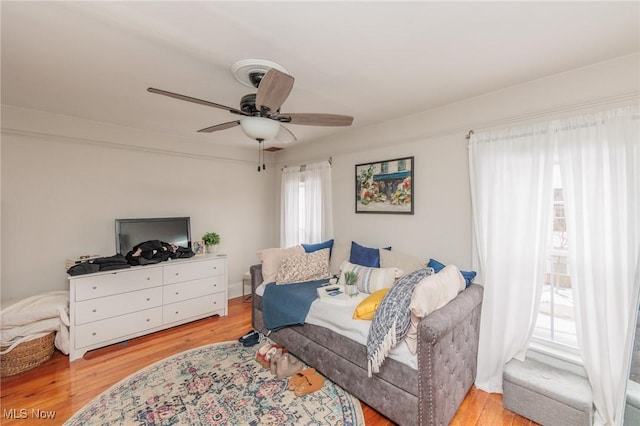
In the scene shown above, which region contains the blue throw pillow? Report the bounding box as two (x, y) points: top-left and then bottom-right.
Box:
(427, 258), (446, 273)
(428, 258), (476, 287)
(350, 241), (384, 267)
(461, 270), (477, 287)
(302, 239), (334, 256)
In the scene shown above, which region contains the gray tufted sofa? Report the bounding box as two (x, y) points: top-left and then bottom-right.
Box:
(250, 264), (483, 425)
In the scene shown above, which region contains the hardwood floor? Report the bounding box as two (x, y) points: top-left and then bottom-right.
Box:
(0, 297), (535, 425)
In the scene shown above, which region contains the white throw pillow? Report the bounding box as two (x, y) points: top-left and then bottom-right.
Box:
(404, 264), (465, 354)
(379, 249), (426, 276)
(337, 260), (403, 294)
(329, 242), (351, 276)
(258, 245), (304, 284)
(275, 248), (330, 285)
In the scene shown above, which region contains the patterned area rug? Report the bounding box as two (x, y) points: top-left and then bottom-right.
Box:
(64, 341), (364, 425)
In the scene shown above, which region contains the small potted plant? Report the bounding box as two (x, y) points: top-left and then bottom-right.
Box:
(343, 271), (359, 297)
(202, 232), (220, 254)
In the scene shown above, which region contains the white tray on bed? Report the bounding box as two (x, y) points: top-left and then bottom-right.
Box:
(317, 285), (366, 305)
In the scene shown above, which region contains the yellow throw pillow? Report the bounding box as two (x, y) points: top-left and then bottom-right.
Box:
(353, 288), (390, 320)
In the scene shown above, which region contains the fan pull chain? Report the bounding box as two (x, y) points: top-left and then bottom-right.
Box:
(256, 138), (265, 172)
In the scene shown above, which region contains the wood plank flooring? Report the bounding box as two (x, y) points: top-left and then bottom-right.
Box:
(0, 297), (536, 425)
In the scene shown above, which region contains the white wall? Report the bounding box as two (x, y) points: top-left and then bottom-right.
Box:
(2, 54), (638, 302)
(276, 54), (640, 270)
(1, 108), (279, 302)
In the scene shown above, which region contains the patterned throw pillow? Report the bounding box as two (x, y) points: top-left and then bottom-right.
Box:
(258, 245), (305, 284)
(337, 260), (403, 293)
(275, 248), (330, 285)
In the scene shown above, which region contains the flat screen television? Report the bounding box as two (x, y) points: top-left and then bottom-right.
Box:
(115, 217), (191, 255)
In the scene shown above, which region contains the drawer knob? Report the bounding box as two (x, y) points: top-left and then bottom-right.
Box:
(175, 311), (179, 314)
(146, 319), (150, 322)
(92, 286), (97, 290)
(92, 309), (97, 313)
(92, 332), (96, 336)
(175, 272), (179, 276)
(146, 298), (150, 301)
(175, 292), (179, 295)
(147, 277), (150, 281)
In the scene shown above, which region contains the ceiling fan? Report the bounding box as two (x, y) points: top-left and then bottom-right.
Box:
(147, 61), (353, 171)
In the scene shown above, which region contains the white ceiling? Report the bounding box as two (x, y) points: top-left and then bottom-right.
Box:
(2, 1), (639, 150)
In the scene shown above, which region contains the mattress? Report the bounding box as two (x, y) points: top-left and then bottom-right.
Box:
(256, 283), (417, 369)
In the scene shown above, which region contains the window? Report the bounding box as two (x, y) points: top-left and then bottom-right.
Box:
(533, 164), (578, 350)
(298, 181), (306, 244)
(280, 161), (333, 247)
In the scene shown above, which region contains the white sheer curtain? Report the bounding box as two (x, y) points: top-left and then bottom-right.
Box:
(280, 160), (333, 247)
(556, 106), (640, 425)
(470, 124), (555, 393)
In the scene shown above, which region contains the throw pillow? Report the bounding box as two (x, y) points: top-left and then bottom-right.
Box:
(329, 242), (350, 276)
(337, 260), (403, 293)
(275, 248), (330, 285)
(258, 245), (304, 284)
(404, 264), (465, 354)
(379, 249), (426, 276)
(302, 239), (334, 255)
(353, 288), (390, 320)
(427, 258), (477, 287)
(350, 241), (391, 267)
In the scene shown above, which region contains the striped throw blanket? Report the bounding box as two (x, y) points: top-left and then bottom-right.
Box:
(366, 266), (433, 376)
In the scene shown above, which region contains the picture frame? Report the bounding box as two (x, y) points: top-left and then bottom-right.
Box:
(192, 239), (205, 255)
(355, 156), (414, 214)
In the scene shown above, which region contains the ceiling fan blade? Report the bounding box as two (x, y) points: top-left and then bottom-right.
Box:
(148, 87), (247, 116)
(197, 121), (240, 133)
(279, 113), (354, 127)
(275, 125), (297, 144)
(255, 69), (295, 114)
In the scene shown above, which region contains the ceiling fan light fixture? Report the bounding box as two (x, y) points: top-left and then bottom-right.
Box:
(239, 116), (280, 140)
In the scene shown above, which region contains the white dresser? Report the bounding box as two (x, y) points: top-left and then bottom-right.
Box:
(68, 254), (227, 361)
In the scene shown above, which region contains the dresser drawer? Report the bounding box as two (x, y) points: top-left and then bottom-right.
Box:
(74, 287), (162, 325)
(163, 258), (224, 284)
(163, 292), (225, 324)
(74, 268), (162, 301)
(163, 275), (225, 304)
(74, 307), (163, 349)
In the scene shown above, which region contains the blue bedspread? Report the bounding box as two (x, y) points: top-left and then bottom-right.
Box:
(262, 279), (329, 331)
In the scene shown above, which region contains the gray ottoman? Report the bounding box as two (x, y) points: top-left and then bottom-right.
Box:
(503, 358), (593, 426)
(625, 380), (640, 425)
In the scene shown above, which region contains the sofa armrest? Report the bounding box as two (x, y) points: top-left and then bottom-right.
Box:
(416, 283), (483, 425)
(250, 264), (263, 293)
(417, 283), (483, 343)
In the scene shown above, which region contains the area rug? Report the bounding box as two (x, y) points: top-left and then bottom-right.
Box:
(64, 341), (364, 425)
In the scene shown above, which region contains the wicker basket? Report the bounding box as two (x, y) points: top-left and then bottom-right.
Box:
(0, 332), (56, 377)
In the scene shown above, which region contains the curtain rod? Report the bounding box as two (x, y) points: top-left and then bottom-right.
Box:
(282, 156), (332, 171)
(466, 113), (639, 142)
(465, 103), (638, 141)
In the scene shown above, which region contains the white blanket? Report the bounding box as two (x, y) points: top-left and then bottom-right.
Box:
(1, 291), (70, 355)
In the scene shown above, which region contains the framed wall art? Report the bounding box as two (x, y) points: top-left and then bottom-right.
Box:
(192, 239), (205, 255)
(355, 156), (414, 214)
